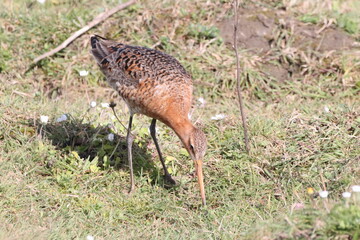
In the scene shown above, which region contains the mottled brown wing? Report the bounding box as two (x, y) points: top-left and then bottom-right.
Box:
(103, 45), (191, 86)
(91, 35), (190, 86)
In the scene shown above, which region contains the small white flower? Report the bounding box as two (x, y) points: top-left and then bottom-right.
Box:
(352, 185), (360, 192)
(198, 97), (205, 104)
(324, 106), (330, 113)
(198, 97), (206, 107)
(107, 133), (114, 141)
(90, 101), (97, 108)
(342, 192), (351, 198)
(40, 115), (49, 124)
(211, 114), (226, 120)
(56, 114), (68, 123)
(319, 190), (329, 198)
(37, 0), (46, 4)
(101, 103), (110, 108)
(79, 70), (89, 77)
(86, 236), (94, 240)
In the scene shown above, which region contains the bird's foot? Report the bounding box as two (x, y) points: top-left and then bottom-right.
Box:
(164, 174), (177, 186)
(189, 171), (196, 178)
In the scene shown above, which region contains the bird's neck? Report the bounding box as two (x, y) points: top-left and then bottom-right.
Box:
(169, 118), (194, 146)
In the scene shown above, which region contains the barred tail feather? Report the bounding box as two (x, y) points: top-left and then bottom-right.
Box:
(90, 35), (126, 64)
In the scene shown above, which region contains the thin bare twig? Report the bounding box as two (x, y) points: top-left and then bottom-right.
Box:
(233, 0), (250, 153)
(32, 0), (136, 65)
(109, 102), (127, 160)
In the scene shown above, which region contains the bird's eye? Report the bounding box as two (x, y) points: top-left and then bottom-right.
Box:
(190, 144), (195, 152)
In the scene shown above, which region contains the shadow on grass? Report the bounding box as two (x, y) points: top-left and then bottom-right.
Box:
(29, 115), (168, 185)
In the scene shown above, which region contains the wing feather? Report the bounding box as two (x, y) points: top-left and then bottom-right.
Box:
(91, 35), (190, 87)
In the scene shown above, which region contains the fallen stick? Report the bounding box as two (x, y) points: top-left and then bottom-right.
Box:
(32, 0), (136, 64)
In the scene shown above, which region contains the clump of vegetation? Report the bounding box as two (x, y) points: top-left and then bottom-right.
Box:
(327, 203), (360, 236)
(336, 12), (360, 34)
(246, 188), (360, 239)
(187, 24), (220, 40)
(291, 0), (360, 35)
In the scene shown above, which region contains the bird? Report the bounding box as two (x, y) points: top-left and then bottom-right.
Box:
(90, 35), (207, 205)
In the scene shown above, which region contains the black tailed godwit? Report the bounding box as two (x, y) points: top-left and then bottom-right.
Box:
(90, 35), (207, 205)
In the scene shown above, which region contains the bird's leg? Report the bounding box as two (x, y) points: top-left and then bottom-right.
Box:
(127, 115), (135, 193)
(150, 119), (176, 185)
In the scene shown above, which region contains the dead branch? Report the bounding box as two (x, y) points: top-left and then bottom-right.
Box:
(32, 0), (136, 64)
(233, 0), (250, 153)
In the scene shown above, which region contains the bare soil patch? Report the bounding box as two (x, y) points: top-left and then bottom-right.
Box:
(218, 5), (357, 82)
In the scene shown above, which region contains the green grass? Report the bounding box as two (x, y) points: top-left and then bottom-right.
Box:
(289, 0), (360, 35)
(0, 0), (360, 239)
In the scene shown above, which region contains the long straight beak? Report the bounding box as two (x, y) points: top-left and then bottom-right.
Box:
(195, 160), (206, 206)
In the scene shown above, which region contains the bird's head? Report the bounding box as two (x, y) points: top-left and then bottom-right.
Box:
(185, 127), (207, 205)
(187, 127), (207, 161)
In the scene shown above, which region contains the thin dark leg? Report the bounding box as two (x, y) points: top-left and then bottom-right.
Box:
(127, 115), (135, 193)
(150, 119), (176, 185)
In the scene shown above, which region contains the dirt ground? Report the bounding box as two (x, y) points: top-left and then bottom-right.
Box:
(218, 4), (357, 82)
